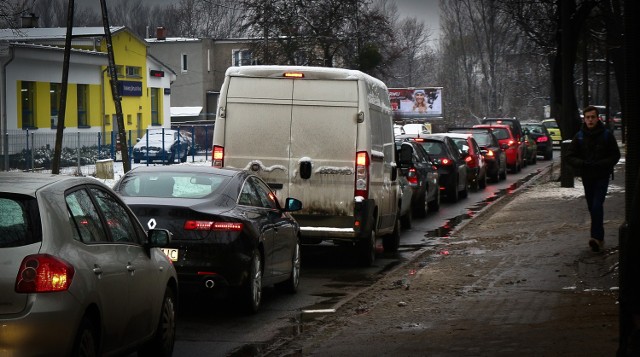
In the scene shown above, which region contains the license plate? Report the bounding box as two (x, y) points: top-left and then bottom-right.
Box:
(161, 248), (179, 261)
(553, 141), (560, 145)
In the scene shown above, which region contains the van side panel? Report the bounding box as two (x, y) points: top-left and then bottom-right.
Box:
(289, 79), (358, 222)
(223, 77), (293, 197)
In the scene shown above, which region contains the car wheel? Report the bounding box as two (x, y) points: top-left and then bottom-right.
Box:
(244, 251), (262, 313)
(478, 172), (487, 189)
(72, 316), (98, 357)
(357, 227), (376, 266)
(275, 241), (300, 294)
(383, 217), (401, 253)
(412, 192), (427, 218)
(139, 288), (177, 357)
(446, 176), (459, 203)
(400, 207), (412, 229)
(544, 150), (553, 160)
(500, 160), (508, 180)
(427, 189), (440, 212)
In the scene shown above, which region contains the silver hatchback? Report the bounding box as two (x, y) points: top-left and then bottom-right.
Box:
(0, 173), (178, 356)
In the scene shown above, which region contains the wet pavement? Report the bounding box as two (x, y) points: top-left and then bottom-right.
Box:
(262, 159), (626, 356)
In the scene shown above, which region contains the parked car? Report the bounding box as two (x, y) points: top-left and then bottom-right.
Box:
(394, 124), (405, 136)
(395, 140), (440, 218)
(113, 165), (303, 313)
(522, 121), (553, 160)
(437, 132), (487, 190)
(541, 119), (563, 147)
(133, 128), (191, 164)
(473, 124), (523, 173)
(0, 173), (177, 356)
(448, 127), (507, 182)
(398, 134), (468, 202)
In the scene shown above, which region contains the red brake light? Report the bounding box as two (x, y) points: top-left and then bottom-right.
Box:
(508, 140), (516, 147)
(15, 254), (75, 293)
(355, 151), (370, 198)
(184, 220), (243, 231)
(412, 138), (425, 142)
(407, 167), (418, 185)
(485, 150), (494, 157)
(536, 136), (549, 143)
(440, 158), (452, 165)
(213, 145), (224, 168)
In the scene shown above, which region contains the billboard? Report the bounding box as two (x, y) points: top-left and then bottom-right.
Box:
(389, 87), (443, 120)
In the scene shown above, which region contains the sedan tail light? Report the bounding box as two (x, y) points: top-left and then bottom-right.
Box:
(184, 220), (243, 231)
(440, 158), (452, 166)
(15, 254), (75, 293)
(536, 136), (549, 143)
(212, 145), (224, 168)
(484, 149), (495, 158)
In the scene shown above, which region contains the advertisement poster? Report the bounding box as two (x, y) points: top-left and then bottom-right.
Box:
(389, 87), (443, 119)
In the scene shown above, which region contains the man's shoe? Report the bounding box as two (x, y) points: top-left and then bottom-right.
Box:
(589, 238), (604, 252)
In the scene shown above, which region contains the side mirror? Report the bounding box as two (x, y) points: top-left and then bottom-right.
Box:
(284, 197), (303, 212)
(148, 229), (172, 247)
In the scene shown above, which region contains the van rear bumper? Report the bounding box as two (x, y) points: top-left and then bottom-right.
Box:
(296, 198), (375, 240)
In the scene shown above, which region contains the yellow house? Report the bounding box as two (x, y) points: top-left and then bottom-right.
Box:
(0, 26), (175, 152)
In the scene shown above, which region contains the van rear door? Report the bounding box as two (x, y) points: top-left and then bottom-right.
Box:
(224, 77), (293, 195)
(289, 79), (358, 216)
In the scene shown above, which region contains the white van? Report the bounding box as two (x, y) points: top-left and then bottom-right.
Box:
(212, 65), (401, 265)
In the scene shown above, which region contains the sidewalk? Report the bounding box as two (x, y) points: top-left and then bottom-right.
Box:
(273, 160), (626, 356)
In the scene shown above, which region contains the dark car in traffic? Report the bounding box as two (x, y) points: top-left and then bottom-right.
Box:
(114, 165), (303, 313)
(522, 121), (554, 160)
(436, 132), (487, 190)
(397, 134), (468, 202)
(395, 140), (440, 218)
(474, 124), (523, 173)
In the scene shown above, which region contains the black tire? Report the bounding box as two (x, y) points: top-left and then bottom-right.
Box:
(499, 160), (507, 180)
(478, 172), (487, 189)
(427, 189), (440, 212)
(544, 151), (553, 160)
(275, 241), (300, 294)
(72, 316), (98, 357)
(138, 288), (177, 357)
(446, 177), (458, 202)
(400, 207), (412, 229)
(243, 251), (262, 313)
(383, 217), (401, 253)
(412, 192), (427, 218)
(357, 228), (376, 266)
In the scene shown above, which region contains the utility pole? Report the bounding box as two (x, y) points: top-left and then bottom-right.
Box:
(99, 0), (130, 172)
(51, 0), (74, 174)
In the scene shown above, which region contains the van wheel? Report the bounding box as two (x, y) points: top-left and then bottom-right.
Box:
(383, 218), (401, 253)
(358, 229), (376, 266)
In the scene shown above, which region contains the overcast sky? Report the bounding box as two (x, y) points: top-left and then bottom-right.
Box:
(75, 0), (440, 41)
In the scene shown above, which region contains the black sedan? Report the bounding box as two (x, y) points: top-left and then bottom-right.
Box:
(113, 165), (303, 313)
(395, 140), (440, 219)
(449, 127), (508, 182)
(397, 134), (468, 202)
(522, 121), (554, 160)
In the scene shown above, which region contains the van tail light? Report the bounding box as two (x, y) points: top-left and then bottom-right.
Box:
(407, 167), (418, 185)
(213, 145), (224, 168)
(15, 254), (75, 293)
(184, 220), (243, 231)
(354, 151), (370, 199)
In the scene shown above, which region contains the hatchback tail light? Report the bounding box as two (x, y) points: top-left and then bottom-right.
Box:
(507, 139), (516, 147)
(407, 167), (418, 185)
(440, 158), (452, 166)
(212, 145), (224, 168)
(354, 151), (370, 199)
(536, 136), (549, 143)
(15, 254), (75, 293)
(485, 149), (495, 158)
(184, 220), (243, 231)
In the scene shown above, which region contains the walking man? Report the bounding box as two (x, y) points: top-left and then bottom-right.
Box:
(565, 105), (621, 252)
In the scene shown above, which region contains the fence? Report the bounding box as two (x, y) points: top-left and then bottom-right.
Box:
(1, 124), (214, 174)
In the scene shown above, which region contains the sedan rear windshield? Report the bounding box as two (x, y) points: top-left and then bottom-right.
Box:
(0, 194), (41, 248)
(118, 172), (230, 199)
(471, 132), (492, 146)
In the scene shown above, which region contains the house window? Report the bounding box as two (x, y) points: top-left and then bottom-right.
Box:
(151, 88), (160, 125)
(181, 53), (188, 72)
(127, 114), (132, 125)
(77, 84), (88, 127)
(21, 81), (35, 129)
(232, 49), (256, 66)
(50, 83), (60, 128)
(126, 66), (141, 78)
(115, 65), (125, 78)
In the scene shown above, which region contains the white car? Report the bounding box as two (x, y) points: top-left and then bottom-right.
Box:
(402, 123), (431, 136)
(0, 173), (178, 356)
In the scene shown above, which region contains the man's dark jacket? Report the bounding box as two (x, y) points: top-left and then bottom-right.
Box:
(565, 121), (621, 180)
